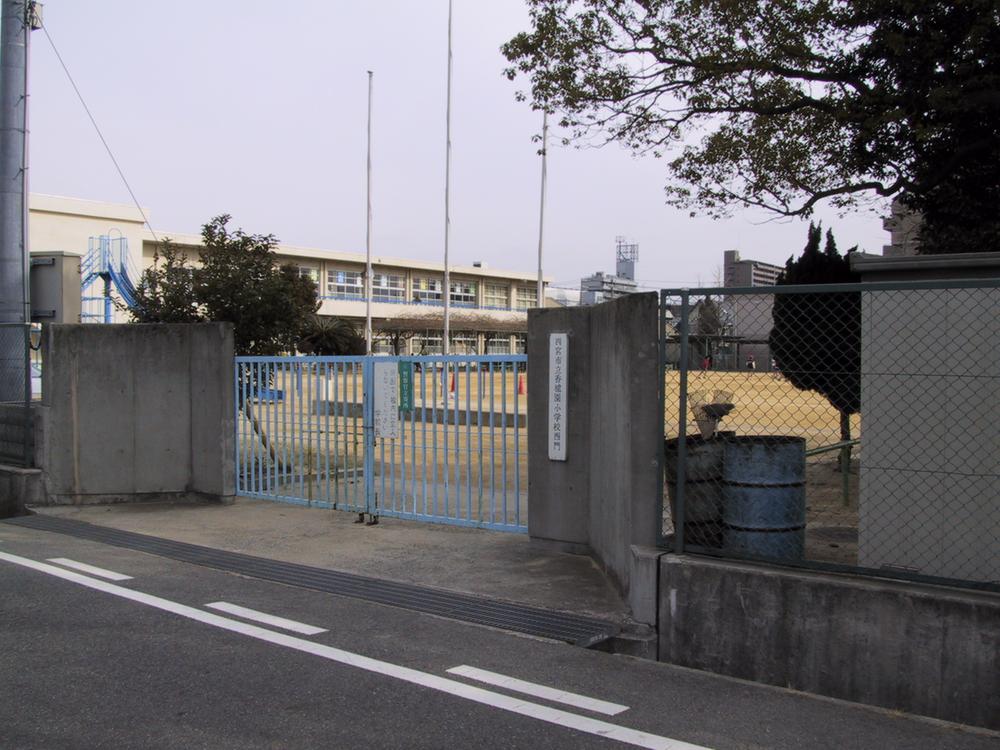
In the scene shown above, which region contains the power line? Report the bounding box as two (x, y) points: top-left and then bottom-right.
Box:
(39, 22), (159, 243)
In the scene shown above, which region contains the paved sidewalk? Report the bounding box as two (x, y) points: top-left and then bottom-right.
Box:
(34, 497), (628, 622)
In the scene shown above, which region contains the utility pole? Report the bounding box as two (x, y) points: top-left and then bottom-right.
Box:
(0, 0), (38, 403)
(442, 0), (453, 355)
(364, 71), (373, 355)
(535, 111), (547, 309)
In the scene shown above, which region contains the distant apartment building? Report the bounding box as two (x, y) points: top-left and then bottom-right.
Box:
(720, 250), (781, 370)
(579, 237), (640, 305)
(28, 194), (546, 355)
(545, 286), (582, 307)
(882, 197), (921, 257)
(579, 271), (638, 305)
(723, 249), (783, 288)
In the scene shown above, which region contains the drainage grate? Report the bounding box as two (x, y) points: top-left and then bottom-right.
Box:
(4, 514), (619, 647)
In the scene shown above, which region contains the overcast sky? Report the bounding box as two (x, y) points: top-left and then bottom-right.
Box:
(28, 0), (889, 290)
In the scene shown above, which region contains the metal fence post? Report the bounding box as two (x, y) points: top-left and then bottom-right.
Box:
(233, 359), (241, 496)
(675, 291), (691, 553)
(840, 445), (851, 507)
(363, 357), (376, 521)
(657, 292), (667, 546)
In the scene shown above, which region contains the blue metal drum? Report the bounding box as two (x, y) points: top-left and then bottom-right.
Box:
(722, 436), (806, 560)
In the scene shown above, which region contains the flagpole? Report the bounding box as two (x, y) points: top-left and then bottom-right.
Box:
(365, 70), (374, 355)
(442, 0), (453, 356)
(536, 111), (548, 308)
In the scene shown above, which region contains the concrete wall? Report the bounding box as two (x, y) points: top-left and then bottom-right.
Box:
(0, 402), (32, 466)
(659, 554), (1000, 730)
(0, 463), (42, 517)
(852, 253), (1000, 583)
(527, 293), (661, 607)
(528, 306), (592, 553)
(35, 323), (234, 504)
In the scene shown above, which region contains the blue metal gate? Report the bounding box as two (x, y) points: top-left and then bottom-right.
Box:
(235, 355), (528, 532)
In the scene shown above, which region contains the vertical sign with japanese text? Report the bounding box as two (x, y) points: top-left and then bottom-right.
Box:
(373, 361), (400, 439)
(548, 333), (568, 461)
(398, 361), (413, 412)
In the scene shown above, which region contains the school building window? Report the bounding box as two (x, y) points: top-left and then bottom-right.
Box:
(295, 265), (319, 284)
(372, 271), (405, 302)
(414, 331), (443, 354)
(515, 285), (537, 310)
(450, 280), (477, 307)
(412, 277), (443, 303)
(486, 332), (511, 354)
(483, 283), (509, 309)
(327, 269), (364, 299)
(449, 331), (477, 354)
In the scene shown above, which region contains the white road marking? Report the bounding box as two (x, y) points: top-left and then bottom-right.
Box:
(46, 558), (133, 581)
(205, 601), (327, 635)
(0, 550), (713, 750)
(447, 664), (630, 716)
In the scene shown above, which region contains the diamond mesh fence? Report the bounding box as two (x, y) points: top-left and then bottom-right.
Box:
(660, 282), (999, 592)
(0, 322), (33, 467)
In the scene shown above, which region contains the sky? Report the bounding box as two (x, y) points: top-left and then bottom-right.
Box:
(27, 0), (889, 291)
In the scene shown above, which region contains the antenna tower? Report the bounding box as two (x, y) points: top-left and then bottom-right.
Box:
(615, 236), (639, 281)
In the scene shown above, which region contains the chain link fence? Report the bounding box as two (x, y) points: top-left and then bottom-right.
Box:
(659, 280), (999, 592)
(0, 322), (34, 467)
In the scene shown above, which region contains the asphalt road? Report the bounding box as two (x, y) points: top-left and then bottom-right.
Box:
(0, 523), (995, 750)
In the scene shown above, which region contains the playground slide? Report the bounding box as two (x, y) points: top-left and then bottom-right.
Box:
(80, 235), (140, 322)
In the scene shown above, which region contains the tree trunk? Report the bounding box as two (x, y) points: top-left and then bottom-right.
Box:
(839, 409), (852, 472)
(237, 364), (281, 472)
(243, 400), (281, 470)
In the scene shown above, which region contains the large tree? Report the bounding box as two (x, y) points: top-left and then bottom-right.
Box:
(503, 0), (1000, 253)
(131, 215), (319, 355)
(127, 241), (200, 324)
(769, 223), (860, 452)
(131, 216), (324, 467)
(692, 295), (725, 361)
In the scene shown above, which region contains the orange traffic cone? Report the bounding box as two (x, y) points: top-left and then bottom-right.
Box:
(517, 374), (526, 395)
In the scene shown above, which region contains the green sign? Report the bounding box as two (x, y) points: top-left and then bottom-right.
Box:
(398, 361), (414, 412)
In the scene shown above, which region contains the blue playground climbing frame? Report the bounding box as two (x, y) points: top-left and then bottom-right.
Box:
(81, 234), (140, 323)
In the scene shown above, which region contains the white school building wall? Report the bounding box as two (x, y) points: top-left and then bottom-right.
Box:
(28, 194), (546, 354)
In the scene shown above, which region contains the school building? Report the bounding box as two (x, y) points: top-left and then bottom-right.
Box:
(28, 194), (546, 355)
